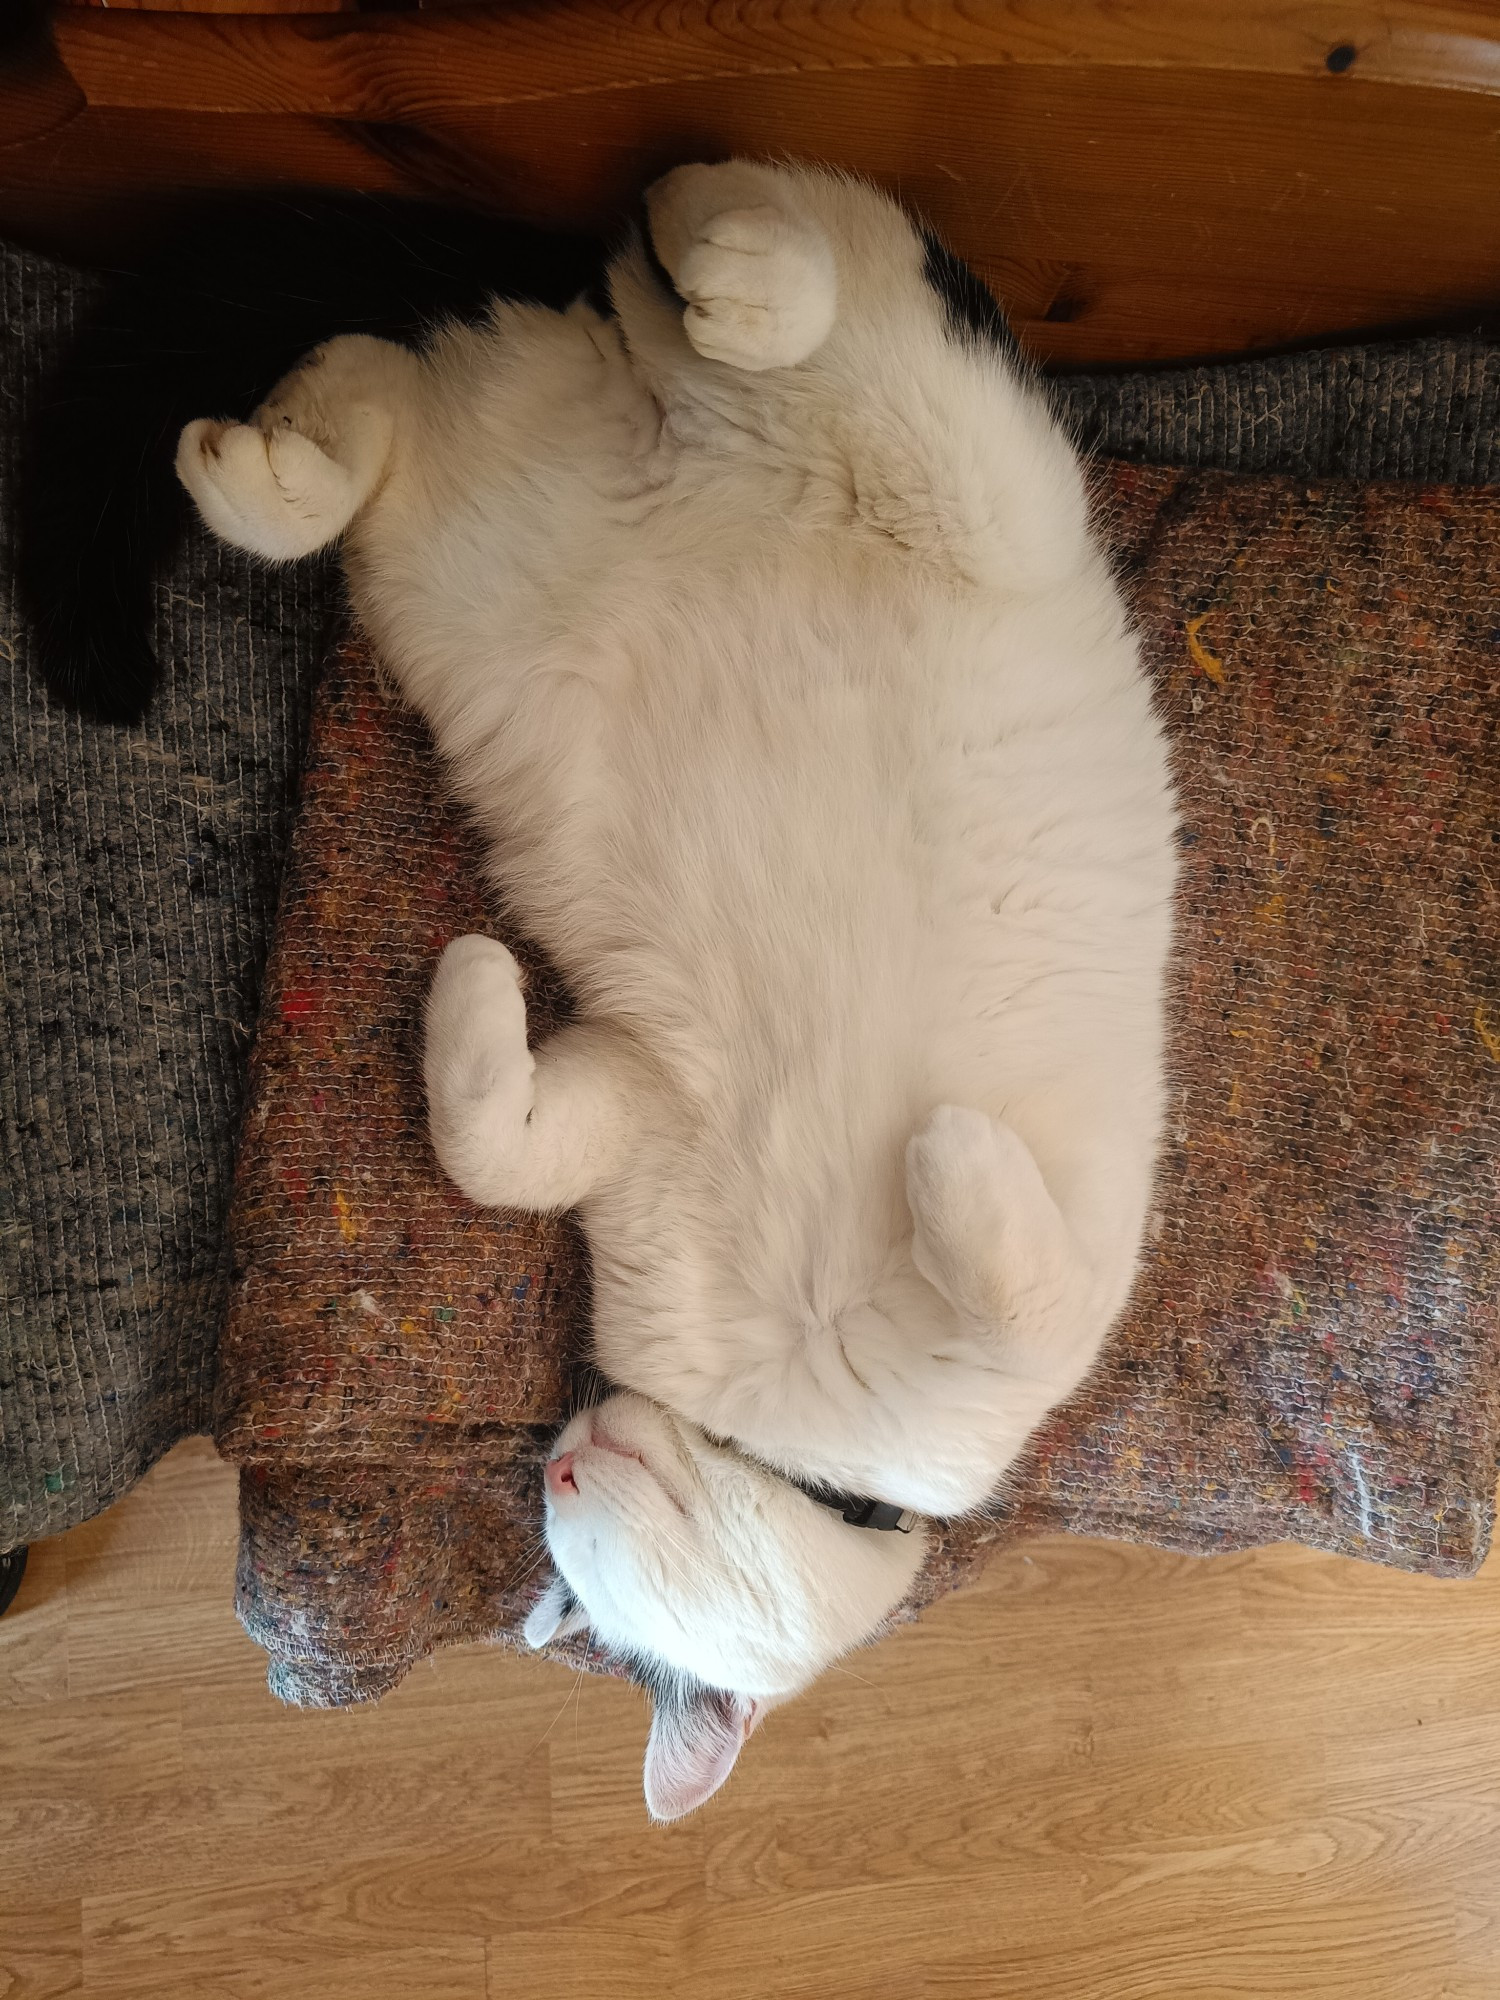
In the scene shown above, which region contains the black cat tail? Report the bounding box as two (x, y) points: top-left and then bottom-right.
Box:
(17, 194), (605, 724)
(19, 316), (189, 723)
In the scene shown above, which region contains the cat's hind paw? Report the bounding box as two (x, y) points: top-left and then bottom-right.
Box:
(178, 334), (402, 560)
(646, 166), (836, 372)
(176, 415), (361, 562)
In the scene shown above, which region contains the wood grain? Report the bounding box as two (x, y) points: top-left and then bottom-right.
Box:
(0, 1903), (83, 2000)
(6, 1440), (1500, 1996)
(403, 60), (1500, 363)
(5, 1), (1498, 364)
(50, 0), (1500, 116)
(2, 54), (1497, 364)
(66, 0), (353, 14)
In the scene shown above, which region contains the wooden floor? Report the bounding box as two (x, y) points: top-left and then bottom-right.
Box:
(6, 1444), (1500, 1997)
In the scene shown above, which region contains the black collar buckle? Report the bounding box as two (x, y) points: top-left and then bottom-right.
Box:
(800, 1482), (919, 1534)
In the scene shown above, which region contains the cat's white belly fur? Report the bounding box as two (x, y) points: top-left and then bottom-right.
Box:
(178, 160), (1178, 1806)
(334, 328), (1173, 1513)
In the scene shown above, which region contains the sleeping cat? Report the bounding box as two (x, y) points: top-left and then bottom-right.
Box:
(175, 161), (1179, 1819)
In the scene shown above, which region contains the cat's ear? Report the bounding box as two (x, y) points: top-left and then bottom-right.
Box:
(523, 1575), (591, 1649)
(643, 1682), (761, 1823)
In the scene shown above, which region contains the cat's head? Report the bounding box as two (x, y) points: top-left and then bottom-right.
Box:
(524, 1389), (928, 1819)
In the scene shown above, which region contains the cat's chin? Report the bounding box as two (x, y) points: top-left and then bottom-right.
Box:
(532, 1389), (929, 1703)
(526, 1388), (930, 1819)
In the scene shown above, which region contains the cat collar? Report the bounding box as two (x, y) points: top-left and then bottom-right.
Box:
(704, 1426), (922, 1533)
(790, 1478), (919, 1534)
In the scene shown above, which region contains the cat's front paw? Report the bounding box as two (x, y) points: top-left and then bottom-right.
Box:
(906, 1106), (1068, 1329)
(646, 164), (836, 372)
(424, 935), (534, 1198)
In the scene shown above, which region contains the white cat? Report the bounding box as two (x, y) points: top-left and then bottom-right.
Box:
(177, 160), (1178, 1820)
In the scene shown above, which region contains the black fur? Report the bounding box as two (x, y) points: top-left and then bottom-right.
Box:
(624, 1650), (734, 1731)
(19, 193), (604, 723)
(636, 200), (683, 304)
(920, 227), (1021, 363)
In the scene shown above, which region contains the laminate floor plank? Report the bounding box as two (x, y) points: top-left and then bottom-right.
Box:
(5, 1439), (1500, 1998)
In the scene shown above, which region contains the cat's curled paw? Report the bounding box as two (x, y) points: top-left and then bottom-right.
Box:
(424, 935), (535, 1199)
(177, 333), (401, 561)
(177, 415), (359, 562)
(646, 164), (837, 371)
(906, 1105), (1068, 1329)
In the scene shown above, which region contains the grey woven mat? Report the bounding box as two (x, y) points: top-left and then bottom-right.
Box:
(2, 233), (1495, 1550)
(1064, 339), (1500, 481)
(1, 246), (338, 1545)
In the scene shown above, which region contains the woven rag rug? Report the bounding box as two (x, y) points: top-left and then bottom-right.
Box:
(4, 222), (1498, 1571)
(220, 459), (1500, 1704)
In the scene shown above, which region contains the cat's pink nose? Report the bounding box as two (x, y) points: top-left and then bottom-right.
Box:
(545, 1452), (578, 1498)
